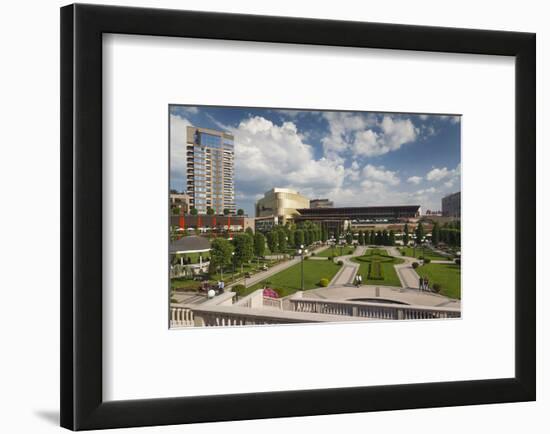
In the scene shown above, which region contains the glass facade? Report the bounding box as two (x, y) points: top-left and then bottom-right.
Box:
(196, 132), (222, 148)
(187, 127), (235, 214)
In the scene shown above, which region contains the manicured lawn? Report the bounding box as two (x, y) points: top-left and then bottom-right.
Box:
(399, 247), (448, 260)
(352, 251), (404, 287)
(416, 263), (461, 299)
(170, 278), (202, 291)
(316, 246), (355, 257)
(247, 259), (342, 297)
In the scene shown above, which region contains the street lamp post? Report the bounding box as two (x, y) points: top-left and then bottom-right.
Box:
(231, 252), (235, 282)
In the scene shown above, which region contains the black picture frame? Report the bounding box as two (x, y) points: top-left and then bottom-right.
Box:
(60, 3), (536, 431)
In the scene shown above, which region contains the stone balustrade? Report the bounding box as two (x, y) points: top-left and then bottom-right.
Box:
(289, 298), (460, 320)
(262, 296), (283, 310)
(182, 304), (360, 327)
(170, 306), (195, 328)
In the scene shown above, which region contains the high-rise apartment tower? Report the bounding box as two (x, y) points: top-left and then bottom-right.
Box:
(186, 126), (235, 215)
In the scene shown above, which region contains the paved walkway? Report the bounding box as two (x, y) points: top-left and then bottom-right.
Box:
(302, 284), (461, 309)
(329, 246), (366, 286)
(380, 246), (421, 289)
(172, 291), (207, 305)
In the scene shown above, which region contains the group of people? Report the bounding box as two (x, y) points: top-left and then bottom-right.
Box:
(419, 276), (430, 291)
(354, 274), (363, 287)
(200, 280), (225, 294)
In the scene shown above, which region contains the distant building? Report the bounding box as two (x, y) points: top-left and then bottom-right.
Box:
(442, 192), (461, 218)
(170, 214), (250, 233)
(254, 215), (280, 233)
(294, 205), (421, 234)
(186, 126), (235, 215)
(170, 192), (190, 215)
(425, 209), (442, 216)
(310, 198), (334, 208)
(255, 188), (310, 224)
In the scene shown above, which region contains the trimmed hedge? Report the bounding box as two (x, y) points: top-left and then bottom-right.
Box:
(368, 260), (384, 280)
(412, 262), (419, 269)
(319, 278), (330, 287)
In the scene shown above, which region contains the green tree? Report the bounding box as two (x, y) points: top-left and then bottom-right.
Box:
(431, 222), (440, 245)
(206, 207), (215, 215)
(294, 229), (304, 248)
(277, 230), (288, 252)
(287, 230), (295, 247)
(237, 208), (244, 216)
(335, 225), (341, 242)
(321, 226), (328, 243)
(345, 232), (353, 245)
(232, 233), (254, 266)
(375, 231), (382, 245)
(245, 227), (254, 236)
(382, 230), (389, 245)
(266, 231), (278, 253)
(415, 222), (425, 245)
(358, 231), (364, 246)
(190, 207), (198, 216)
(389, 230), (395, 246)
(209, 238), (233, 274)
(223, 208), (230, 215)
(254, 232), (266, 257)
(403, 224), (409, 245)
(303, 229), (310, 246)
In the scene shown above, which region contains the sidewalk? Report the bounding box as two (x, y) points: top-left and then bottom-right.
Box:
(329, 245), (366, 286)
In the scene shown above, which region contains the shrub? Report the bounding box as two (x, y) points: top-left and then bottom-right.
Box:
(233, 284), (246, 296)
(455, 258), (461, 265)
(304, 256), (310, 261)
(432, 283), (442, 293)
(319, 278), (330, 287)
(310, 252), (316, 256)
(418, 256), (424, 260)
(273, 287), (285, 297)
(412, 262), (419, 269)
(401, 250), (406, 255)
(423, 258), (431, 264)
(337, 260), (344, 266)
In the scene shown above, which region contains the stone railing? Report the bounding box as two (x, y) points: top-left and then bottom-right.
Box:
(183, 304), (359, 327)
(234, 288), (269, 309)
(289, 298), (460, 320)
(263, 296), (283, 310)
(170, 306), (195, 328)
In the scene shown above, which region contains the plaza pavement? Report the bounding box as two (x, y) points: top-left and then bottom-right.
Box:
(302, 284), (461, 309)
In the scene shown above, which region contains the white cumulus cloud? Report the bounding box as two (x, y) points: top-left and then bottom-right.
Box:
(407, 176), (422, 185)
(362, 164), (400, 186)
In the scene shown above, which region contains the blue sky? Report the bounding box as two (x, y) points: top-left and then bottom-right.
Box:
(170, 105), (461, 216)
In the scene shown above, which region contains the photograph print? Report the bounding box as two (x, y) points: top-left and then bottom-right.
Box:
(169, 105), (461, 328)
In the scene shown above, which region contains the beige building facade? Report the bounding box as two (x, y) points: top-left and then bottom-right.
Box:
(255, 188), (310, 224)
